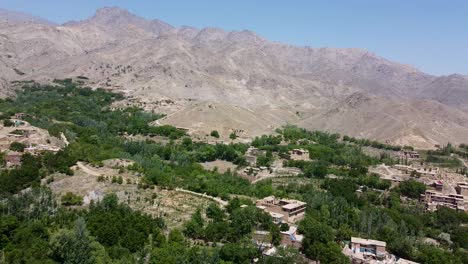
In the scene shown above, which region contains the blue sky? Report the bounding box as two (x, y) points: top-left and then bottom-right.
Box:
(1, 0), (467, 76)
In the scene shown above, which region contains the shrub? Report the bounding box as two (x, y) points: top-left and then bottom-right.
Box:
(210, 130), (220, 138)
(399, 179), (426, 199)
(3, 119), (14, 127)
(61, 192), (83, 206)
(229, 132), (237, 140)
(9, 142), (26, 152)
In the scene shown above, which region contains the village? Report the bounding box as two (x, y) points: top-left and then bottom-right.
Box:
(0, 113), (65, 167)
(370, 150), (468, 213)
(1, 109), (467, 264)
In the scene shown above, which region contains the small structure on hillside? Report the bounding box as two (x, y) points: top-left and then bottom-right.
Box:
(280, 225), (303, 248)
(455, 182), (468, 196)
(420, 191), (465, 211)
(393, 165), (439, 177)
(5, 152), (22, 167)
(434, 180), (444, 191)
(400, 150), (420, 159)
(256, 196), (307, 223)
(281, 148), (310, 161)
(12, 113), (27, 120)
(350, 237), (387, 260)
(245, 146), (261, 165)
(344, 237), (418, 263)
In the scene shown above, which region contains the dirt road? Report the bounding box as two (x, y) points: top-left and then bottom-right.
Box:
(76, 162), (102, 177)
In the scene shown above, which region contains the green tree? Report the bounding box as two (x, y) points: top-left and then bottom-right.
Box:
(206, 203), (225, 222)
(183, 209), (204, 239)
(210, 130), (220, 138)
(307, 242), (350, 264)
(399, 179), (426, 199)
(49, 218), (110, 264)
(61, 192), (83, 206)
(3, 119), (14, 127)
(416, 244), (463, 264)
(229, 132), (237, 140)
(9, 142), (26, 152)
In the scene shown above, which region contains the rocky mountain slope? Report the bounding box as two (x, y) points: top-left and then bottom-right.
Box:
(1, 6), (468, 148)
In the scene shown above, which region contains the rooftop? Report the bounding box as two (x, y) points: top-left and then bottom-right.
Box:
(282, 202), (306, 210)
(351, 237), (386, 247)
(268, 212), (284, 218)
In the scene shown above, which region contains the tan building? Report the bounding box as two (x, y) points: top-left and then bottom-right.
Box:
(393, 165), (439, 177)
(280, 225), (304, 249)
(350, 237), (387, 259)
(455, 182), (468, 196)
(344, 237), (419, 264)
(420, 191), (465, 211)
(400, 151), (420, 159)
(282, 148), (310, 161)
(5, 152), (22, 167)
(256, 196), (307, 223)
(245, 146), (264, 165)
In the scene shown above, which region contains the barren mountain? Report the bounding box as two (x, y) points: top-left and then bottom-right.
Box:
(0, 8), (55, 25)
(298, 93), (468, 149)
(1, 6), (468, 148)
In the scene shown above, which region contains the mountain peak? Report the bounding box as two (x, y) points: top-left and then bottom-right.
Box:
(94, 6), (133, 18)
(86, 6), (143, 26)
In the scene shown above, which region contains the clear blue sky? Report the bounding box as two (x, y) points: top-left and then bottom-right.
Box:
(1, 0), (467, 76)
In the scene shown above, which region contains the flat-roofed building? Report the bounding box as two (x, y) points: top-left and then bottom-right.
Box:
(393, 165), (439, 177)
(245, 146), (264, 165)
(456, 182), (468, 196)
(351, 237), (387, 259)
(5, 152), (22, 167)
(420, 191), (465, 211)
(280, 148), (310, 161)
(401, 151), (420, 159)
(256, 196), (307, 223)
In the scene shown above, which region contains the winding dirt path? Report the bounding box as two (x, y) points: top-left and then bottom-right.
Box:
(76, 162), (102, 177)
(175, 188), (228, 207)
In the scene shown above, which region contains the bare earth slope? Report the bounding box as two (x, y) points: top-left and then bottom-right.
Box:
(0, 6), (468, 147)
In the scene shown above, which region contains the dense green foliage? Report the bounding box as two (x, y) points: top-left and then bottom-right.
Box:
(0, 81), (466, 263)
(61, 192), (83, 206)
(210, 130), (220, 138)
(398, 179), (427, 199)
(342, 135), (403, 151)
(9, 142), (26, 152)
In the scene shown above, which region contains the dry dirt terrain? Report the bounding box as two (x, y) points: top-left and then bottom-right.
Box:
(46, 159), (214, 229)
(1, 7), (468, 148)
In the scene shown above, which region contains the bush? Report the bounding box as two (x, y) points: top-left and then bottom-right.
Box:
(229, 132), (237, 140)
(61, 192), (83, 206)
(399, 179), (426, 199)
(9, 142), (26, 152)
(3, 119), (14, 127)
(210, 130), (220, 138)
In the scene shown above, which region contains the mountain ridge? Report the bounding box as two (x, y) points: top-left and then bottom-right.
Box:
(1, 6), (468, 148)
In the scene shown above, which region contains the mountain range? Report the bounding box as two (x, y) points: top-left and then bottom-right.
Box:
(1, 6), (468, 148)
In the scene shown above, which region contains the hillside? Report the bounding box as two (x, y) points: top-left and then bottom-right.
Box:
(0, 7), (468, 147)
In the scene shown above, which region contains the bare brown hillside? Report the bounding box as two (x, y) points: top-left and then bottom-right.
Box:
(1, 6), (468, 147)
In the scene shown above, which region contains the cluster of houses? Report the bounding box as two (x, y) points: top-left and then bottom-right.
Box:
(1, 114), (62, 168)
(280, 148), (310, 161)
(385, 162), (468, 212)
(399, 150), (420, 160)
(245, 147), (311, 166)
(343, 237), (418, 264)
(393, 164), (440, 177)
(256, 196), (307, 224)
(253, 196), (307, 256)
(239, 147), (307, 182)
(420, 182), (468, 211)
